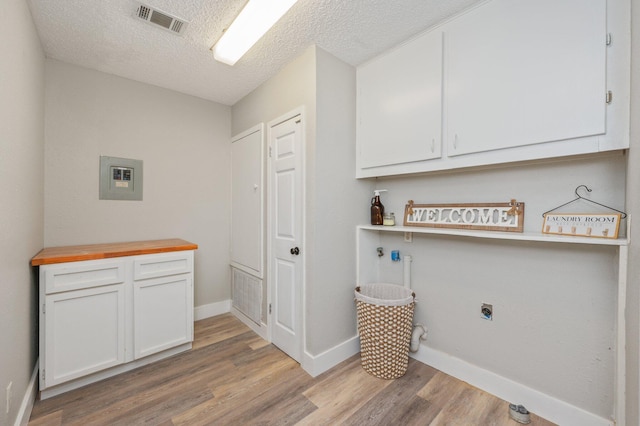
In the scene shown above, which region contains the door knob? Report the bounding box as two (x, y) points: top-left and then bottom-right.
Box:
(290, 247), (300, 255)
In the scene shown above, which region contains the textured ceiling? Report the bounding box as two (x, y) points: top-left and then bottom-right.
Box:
(27, 0), (484, 106)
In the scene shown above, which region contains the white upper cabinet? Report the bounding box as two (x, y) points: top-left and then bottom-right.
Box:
(357, 30), (443, 170)
(445, 0), (606, 156)
(356, 0), (628, 178)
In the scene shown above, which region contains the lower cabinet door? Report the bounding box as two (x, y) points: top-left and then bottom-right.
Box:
(134, 275), (193, 359)
(43, 284), (126, 388)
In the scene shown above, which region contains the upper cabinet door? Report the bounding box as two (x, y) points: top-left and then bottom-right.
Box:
(357, 30), (443, 170)
(445, 0), (607, 156)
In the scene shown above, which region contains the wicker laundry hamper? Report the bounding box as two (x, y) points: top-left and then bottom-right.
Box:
(355, 283), (415, 379)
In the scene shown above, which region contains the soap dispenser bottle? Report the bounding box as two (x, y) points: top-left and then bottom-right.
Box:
(371, 190), (387, 225)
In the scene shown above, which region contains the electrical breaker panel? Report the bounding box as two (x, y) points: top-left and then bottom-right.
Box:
(99, 156), (143, 201)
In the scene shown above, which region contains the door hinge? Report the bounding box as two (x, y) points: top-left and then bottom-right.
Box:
(606, 33), (612, 46)
(42, 369), (45, 381)
(606, 91), (613, 104)
(42, 304), (45, 314)
(269, 146), (272, 158)
(269, 303), (272, 314)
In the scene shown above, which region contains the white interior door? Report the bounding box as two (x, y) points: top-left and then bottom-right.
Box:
(269, 113), (303, 362)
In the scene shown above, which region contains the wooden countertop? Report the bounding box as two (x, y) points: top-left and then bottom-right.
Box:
(31, 238), (198, 266)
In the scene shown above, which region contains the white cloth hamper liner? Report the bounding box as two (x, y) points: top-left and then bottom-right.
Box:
(355, 283), (414, 305)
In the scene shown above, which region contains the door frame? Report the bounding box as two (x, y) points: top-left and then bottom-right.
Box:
(266, 106), (306, 362)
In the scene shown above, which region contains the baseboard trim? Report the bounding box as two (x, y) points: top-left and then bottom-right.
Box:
(410, 345), (613, 426)
(15, 361), (38, 426)
(302, 335), (360, 377)
(194, 300), (231, 321)
(230, 307), (268, 340)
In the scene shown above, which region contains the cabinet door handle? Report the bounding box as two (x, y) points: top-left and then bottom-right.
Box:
(290, 247), (300, 255)
(453, 134), (458, 150)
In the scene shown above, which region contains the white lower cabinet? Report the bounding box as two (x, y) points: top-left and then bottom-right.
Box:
(134, 274), (193, 359)
(39, 250), (194, 396)
(43, 284), (126, 387)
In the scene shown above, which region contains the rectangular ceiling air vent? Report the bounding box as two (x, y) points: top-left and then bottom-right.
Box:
(135, 3), (189, 35)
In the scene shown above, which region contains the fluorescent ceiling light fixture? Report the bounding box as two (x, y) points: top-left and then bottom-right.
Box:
(212, 0), (298, 66)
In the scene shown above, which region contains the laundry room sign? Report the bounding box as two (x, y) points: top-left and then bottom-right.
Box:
(542, 213), (621, 239)
(403, 199), (524, 232)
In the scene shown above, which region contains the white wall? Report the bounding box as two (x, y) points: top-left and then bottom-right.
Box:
(0, 0), (44, 424)
(626, 0), (640, 423)
(232, 45), (316, 336)
(232, 46), (368, 358)
(44, 60), (232, 307)
(307, 48), (369, 354)
(232, 46), (317, 137)
(367, 154), (626, 419)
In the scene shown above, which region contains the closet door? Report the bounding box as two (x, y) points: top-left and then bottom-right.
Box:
(231, 124), (264, 277)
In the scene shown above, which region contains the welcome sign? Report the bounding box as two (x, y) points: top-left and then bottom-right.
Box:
(403, 200), (524, 232)
(542, 213), (621, 239)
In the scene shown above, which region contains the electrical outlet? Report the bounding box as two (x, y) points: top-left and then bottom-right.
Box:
(481, 303), (493, 321)
(6, 382), (12, 414)
(404, 232), (412, 243)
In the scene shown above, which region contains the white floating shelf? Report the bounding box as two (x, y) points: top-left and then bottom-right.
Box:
(358, 224), (628, 246)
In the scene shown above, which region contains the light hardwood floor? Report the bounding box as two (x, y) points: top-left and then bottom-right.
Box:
(29, 314), (556, 425)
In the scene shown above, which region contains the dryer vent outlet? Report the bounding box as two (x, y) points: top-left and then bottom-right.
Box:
(481, 303), (493, 321)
